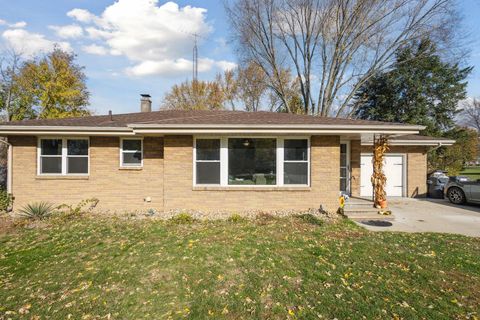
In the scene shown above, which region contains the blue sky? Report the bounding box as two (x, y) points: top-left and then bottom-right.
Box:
(0, 0), (479, 115)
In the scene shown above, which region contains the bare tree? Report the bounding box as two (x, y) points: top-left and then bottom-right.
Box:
(216, 63), (270, 111)
(217, 70), (238, 110)
(162, 80), (226, 111)
(0, 48), (23, 121)
(226, 0), (460, 116)
(237, 61), (268, 112)
(461, 98), (480, 132)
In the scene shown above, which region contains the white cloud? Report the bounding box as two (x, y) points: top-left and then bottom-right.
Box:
(82, 44), (108, 55)
(49, 24), (83, 38)
(2, 29), (71, 57)
(67, 8), (97, 23)
(0, 19), (27, 28)
(67, 0), (236, 77)
(126, 58), (217, 77)
(216, 60), (237, 71)
(9, 21), (26, 28)
(85, 27), (111, 40)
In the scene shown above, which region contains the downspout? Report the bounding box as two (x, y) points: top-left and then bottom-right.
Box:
(430, 142), (443, 152)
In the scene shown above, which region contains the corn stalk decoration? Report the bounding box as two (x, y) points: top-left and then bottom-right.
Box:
(371, 135), (389, 206)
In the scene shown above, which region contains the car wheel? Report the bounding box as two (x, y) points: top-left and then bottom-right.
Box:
(447, 187), (466, 204)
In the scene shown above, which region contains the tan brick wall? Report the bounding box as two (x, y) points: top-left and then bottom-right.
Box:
(350, 144), (428, 198)
(9, 136), (164, 212)
(164, 135), (340, 212)
(9, 134), (341, 213)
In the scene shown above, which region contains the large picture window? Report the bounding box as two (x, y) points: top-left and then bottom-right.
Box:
(194, 137), (309, 187)
(38, 138), (89, 175)
(228, 138), (276, 185)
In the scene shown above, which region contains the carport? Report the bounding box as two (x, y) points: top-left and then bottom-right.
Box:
(352, 135), (455, 199)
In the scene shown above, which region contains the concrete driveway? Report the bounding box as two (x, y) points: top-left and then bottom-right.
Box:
(358, 198), (480, 237)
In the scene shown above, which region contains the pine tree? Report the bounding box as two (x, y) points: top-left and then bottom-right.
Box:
(353, 38), (472, 136)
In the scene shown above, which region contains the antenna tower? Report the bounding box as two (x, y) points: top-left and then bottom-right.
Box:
(192, 33), (199, 82)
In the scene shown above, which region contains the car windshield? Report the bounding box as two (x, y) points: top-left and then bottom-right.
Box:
(438, 177), (449, 184)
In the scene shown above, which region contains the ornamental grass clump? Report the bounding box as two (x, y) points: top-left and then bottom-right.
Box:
(227, 213), (246, 223)
(169, 213), (196, 224)
(18, 202), (55, 220)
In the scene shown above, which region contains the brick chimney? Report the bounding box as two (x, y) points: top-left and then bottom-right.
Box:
(140, 94), (152, 112)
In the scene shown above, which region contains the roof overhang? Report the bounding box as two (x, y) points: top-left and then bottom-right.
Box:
(0, 126), (133, 136)
(128, 123), (425, 130)
(0, 123), (425, 137)
(361, 139), (456, 146)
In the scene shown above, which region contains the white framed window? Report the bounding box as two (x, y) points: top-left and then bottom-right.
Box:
(120, 138), (143, 167)
(195, 139), (221, 184)
(283, 138), (310, 186)
(38, 137), (89, 175)
(193, 137), (310, 187)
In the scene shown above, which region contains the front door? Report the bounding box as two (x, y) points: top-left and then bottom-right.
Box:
(340, 143), (350, 195)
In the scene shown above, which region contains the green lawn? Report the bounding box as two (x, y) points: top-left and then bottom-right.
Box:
(460, 166), (480, 180)
(0, 216), (479, 319)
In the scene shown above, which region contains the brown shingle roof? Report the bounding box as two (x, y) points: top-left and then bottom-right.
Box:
(391, 134), (454, 141)
(0, 110), (414, 127)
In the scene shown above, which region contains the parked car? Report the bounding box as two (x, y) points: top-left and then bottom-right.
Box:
(427, 171), (449, 198)
(444, 176), (480, 204)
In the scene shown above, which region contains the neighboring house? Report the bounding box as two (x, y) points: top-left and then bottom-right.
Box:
(0, 96), (455, 213)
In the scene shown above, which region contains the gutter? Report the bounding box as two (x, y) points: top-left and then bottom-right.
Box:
(429, 142), (452, 151)
(132, 128), (422, 135)
(129, 123), (426, 131)
(0, 126), (134, 136)
(0, 123), (425, 136)
(130, 123), (425, 135)
(362, 139), (456, 146)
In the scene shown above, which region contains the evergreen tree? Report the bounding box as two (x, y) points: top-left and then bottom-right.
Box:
(353, 38), (472, 136)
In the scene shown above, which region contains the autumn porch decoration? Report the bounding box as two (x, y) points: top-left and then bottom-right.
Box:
(371, 135), (389, 209)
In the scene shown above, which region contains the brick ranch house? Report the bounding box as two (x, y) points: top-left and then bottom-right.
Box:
(0, 96), (454, 214)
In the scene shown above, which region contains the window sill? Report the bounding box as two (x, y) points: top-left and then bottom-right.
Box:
(119, 167), (143, 171)
(193, 186), (311, 191)
(36, 175), (89, 180)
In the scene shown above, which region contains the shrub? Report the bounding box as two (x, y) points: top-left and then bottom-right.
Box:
(295, 213), (323, 226)
(169, 213), (195, 224)
(18, 202), (55, 220)
(227, 213), (246, 223)
(56, 198), (99, 220)
(0, 189), (12, 212)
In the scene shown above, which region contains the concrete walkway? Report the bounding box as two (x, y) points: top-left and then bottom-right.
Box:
(356, 198), (480, 237)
